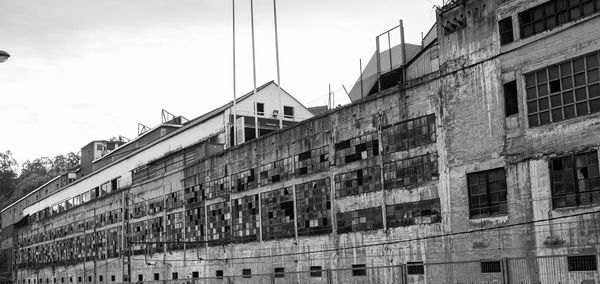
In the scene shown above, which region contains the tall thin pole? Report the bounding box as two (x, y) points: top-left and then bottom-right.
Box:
(232, 0), (238, 146)
(273, 0), (284, 127)
(250, 0), (259, 139)
(376, 37), (381, 92)
(400, 20), (407, 83)
(328, 84), (331, 109)
(387, 31), (393, 71)
(359, 59), (364, 99)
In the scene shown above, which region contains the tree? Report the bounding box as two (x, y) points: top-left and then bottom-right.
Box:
(0, 150), (18, 199)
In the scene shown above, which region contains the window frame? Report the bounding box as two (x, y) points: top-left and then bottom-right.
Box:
(498, 17), (514, 45)
(567, 255), (598, 271)
(256, 102), (265, 116)
(467, 168), (508, 219)
(525, 51), (600, 127)
(550, 150), (600, 208)
(283, 105), (294, 119)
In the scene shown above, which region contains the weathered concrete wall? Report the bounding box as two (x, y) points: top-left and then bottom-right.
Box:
(11, 0), (600, 283)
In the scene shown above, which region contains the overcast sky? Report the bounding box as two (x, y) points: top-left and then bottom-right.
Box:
(0, 0), (442, 164)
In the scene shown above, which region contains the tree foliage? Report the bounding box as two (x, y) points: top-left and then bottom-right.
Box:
(0, 151), (80, 209)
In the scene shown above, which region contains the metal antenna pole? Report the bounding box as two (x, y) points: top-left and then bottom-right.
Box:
(376, 37), (381, 92)
(400, 20), (407, 83)
(360, 59), (364, 99)
(273, 0), (284, 127)
(232, 0), (238, 146)
(251, 0), (259, 139)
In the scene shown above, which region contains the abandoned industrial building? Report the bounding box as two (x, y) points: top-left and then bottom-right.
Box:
(2, 0), (600, 282)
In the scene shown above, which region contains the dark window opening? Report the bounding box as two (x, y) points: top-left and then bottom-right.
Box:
(481, 261), (502, 273)
(216, 270), (224, 280)
(137, 275), (142, 282)
(499, 17), (514, 45)
(274, 267), (285, 278)
(256, 103), (264, 116)
(192, 272), (199, 279)
(98, 276), (102, 282)
(310, 266), (323, 277)
(568, 255), (598, 271)
(171, 273), (178, 280)
(467, 168), (508, 218)
(504, 81), (519, 116)
(153, 274), (159, 281)
(242, 269), (252, 278)
(407, 262), (425, 275)
(352, 264), (367, 276)
(110, 276), (115, 282)
(283, 106), (294, 118)
(551, 151), (600, 208)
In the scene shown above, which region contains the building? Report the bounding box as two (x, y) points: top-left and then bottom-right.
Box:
(3, 0), (600, 282)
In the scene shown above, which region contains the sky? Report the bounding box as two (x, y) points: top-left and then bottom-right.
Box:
(0, 0), (442, 165)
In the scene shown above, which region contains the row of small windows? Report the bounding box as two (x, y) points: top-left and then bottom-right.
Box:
(499, 0), (600, 45)
(21, 255), (599, 284)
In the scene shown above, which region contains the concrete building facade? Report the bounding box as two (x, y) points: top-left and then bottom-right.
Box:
(3, 0), (600, 283)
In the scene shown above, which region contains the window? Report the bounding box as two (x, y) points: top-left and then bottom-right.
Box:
(231, 195), (260, 243)
(296, 179), (332, 236)
(519, 0), (600, 39)
(98, 276), (103, 282)
(467, 168), (508, 218)
(550, 151), (600, 208)
(499, 17), (514, 45)
(386, 199), (442, 228)
(568, 255), (598, 271)
(382, 114), (436, 154)
(384, 153), (439, 189)
(78, 277), (81, 283)
(110, 276), (115, 282)
(504, 81), (519, 116)
(231, 168), (257, 193)
(137, 275), (142, 282)
(261, 187), (295, 241)
(171, 273), (178, 280)
(259, 157), (294, 186)
(352, 264), (367, 276)
(526, 51), (600, 127)
(334, 133), (379, 166)
(407, 262), (425, 275)
(310, 266), (323, 277)
(295, 146), (329, 176)
(207, 201), (231, 245)
(216, 270), (223, 280)
(153, 274), (159, 281)
(192, 272), (199, 279)
(337, 207), (383, 233)
(335, 166), (381, 198)
(242, 269), (252, 278)
(481, 261), (502, 273)
(283, 106), (294, 119)
(256, 103), (265, 115)
(274, 267), (285, 278)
